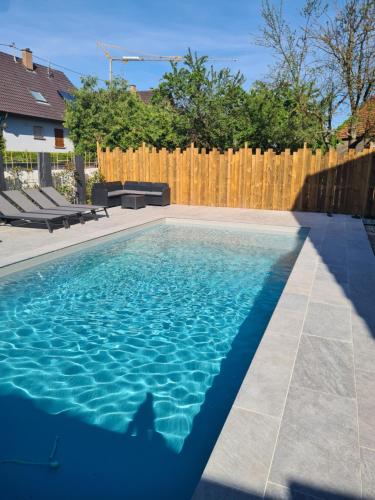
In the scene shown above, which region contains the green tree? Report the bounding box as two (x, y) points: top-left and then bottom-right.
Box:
(245, 81), (330, 151)
(65, 50), (333, 154)
(152, 50), (249, 150)
(256, 0), (375, 148)
(64, 77), (178, 153)
(308, 0), (375, 146)
(0, 134), (5, 155)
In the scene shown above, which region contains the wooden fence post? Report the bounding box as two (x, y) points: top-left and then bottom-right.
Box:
(74, 155), (86, 204)
(0, 152), (6, 190)
(37, 153), (52, 187)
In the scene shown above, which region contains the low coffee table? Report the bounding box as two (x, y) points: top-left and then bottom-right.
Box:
(121, 194), (146, 210)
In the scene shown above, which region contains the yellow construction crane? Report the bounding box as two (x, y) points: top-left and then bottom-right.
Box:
(96, 41), (237, 83)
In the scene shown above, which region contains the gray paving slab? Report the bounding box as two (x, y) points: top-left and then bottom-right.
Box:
(235, 334), (299, 417)
(291, 334), (356, 398)
(303, 301), (352, 342)
(283, 270), (316, 295)
(269, 385), (361, 498)
(265, 483), (291, 499)
(361, 447), (375, 500)
(315, 262), (349, 284)
(192, 480), (259, 499)
(310, 278), (351, 307)
(352, 314), (375, 374)
(193, 408), (279, 499)
(356, 369), (375, 450)
(276, 292), (309, 313)
(264, 482), (316, 499)
(266, 308), (305, 338)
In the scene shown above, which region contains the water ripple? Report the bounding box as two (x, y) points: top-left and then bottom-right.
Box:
(0, 224), (304, 452)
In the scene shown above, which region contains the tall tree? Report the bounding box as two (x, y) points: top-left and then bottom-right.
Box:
(153, 49), (249, 150)
(255, 0), (366, 148)
(245, 80), (325, 151)
(308, 0), (375, 146)
(256, 0), (375, 145)
(256, 0), (316, 86)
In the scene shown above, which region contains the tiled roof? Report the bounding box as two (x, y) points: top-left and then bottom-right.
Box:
(0, 50), (75, 122)
(137, 90), (154, 104)
(338, 97), (375, 141)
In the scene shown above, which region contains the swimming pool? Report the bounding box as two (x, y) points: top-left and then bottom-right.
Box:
(0, 220), (306, 499)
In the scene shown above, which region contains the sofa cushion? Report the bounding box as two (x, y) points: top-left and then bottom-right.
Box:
(107, 189), (129, 197)
(124, 181), (169, 192)
(123, 189), (163, 196)
(93, 181), (122, 191)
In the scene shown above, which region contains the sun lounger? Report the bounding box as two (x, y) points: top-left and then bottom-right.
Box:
(3, 190), (85, 224)
(22, 188), (95, 221)
(0, 193), (70, 233)
(41, 186), (109, 218)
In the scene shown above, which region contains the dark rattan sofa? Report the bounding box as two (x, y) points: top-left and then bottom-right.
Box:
(92, 181), (170, 207)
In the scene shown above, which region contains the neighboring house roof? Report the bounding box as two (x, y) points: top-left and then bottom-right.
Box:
(136, 90), (154, 104)
(338, 96), (375, 143)
(0, 50), (75, 122)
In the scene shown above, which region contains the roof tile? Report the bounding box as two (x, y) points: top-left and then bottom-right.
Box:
(0, 50), (75, 121)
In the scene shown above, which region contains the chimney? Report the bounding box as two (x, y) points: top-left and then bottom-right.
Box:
(129, 84), (137, 93)
(22, 48), (33, 71)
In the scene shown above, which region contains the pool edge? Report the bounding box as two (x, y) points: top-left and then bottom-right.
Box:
(192, 223), (315, 499)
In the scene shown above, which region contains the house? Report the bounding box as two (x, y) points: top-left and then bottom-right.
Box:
(129, 84), (154, 104)
(0, 48), (75, 152)
(337, 96), (375, 151)
(136, 90), (153, 104)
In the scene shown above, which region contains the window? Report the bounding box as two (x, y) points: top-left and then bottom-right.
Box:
(30, 90), (48, 103)
(33, 125), (45, 140)
(58, 90), (74, 102)
(54, 128), (65, 148)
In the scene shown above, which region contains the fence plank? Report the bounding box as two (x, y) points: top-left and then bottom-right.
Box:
(97, 144), (375, 216)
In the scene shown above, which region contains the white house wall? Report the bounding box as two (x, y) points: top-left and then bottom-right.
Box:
(3, 115), (74, 152)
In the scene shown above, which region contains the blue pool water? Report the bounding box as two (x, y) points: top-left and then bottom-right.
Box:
(0, 222), (306, 499)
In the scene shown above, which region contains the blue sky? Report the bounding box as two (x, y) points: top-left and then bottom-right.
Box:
(0, 0), (307, 90)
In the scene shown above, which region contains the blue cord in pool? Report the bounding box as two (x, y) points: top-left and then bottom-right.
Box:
(0, 435), (60, 469)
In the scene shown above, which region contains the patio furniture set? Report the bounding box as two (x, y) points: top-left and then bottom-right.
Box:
(0, 182), (170, 233)
(92, 181), (171, 210)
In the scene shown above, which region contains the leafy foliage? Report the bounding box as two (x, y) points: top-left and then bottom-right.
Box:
(86, 170), (105, 203)
(65, 50), (334, 153)
(0, 133), (5, 155)
(152, 50), (249, 150)
(245, 81), (331, 151)
(52, 162), (76, 203)
(257, 0), (375, 147)
(64, 77), (178, 154)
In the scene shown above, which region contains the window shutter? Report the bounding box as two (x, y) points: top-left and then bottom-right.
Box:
(54, 128), (65, 148)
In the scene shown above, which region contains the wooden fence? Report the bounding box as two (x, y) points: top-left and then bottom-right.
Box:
(97, 144), (375, 216)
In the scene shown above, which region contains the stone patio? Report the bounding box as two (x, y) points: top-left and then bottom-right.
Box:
(0, 204), (374, 499)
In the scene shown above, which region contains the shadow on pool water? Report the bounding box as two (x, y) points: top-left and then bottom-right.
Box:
(0, 243), (305, 500)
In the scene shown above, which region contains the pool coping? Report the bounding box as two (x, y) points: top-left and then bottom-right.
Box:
(193, 213), (374, 499)
(192, 217), (318, 497)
